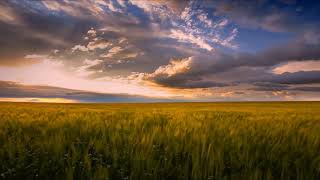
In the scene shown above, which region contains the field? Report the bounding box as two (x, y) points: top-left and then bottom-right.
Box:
(0, 102), (319, 180)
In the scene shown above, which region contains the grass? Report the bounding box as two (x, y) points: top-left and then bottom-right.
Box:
(0, 102), (319, 180)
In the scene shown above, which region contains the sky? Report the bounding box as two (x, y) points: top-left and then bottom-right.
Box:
(0, 0), (320, 102)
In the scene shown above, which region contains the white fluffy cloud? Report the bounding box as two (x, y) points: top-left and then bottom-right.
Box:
(83, 59), (103, 66)
(169, 29), (214, 51)
(100, 46), (123, 58)
(151, 57), (193, 77)
(87, 28), (97, 37)
(72, 39), (112, 52)
(71, 45), (88, 52)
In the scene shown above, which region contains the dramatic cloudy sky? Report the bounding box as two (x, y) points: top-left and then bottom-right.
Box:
(0, 0), (320, 102)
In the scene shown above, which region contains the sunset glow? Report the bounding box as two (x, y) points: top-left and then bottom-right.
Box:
(0, 0), (319, 102)
(0, 98), (77, 103)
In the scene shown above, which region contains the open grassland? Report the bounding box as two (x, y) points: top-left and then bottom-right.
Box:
(0, 102), (320, 180)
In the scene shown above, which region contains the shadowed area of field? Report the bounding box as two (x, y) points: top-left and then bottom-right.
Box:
(0, 102), (319, 179)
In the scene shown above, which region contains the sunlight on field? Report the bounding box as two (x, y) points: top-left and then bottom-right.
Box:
(0, 102), (319, 179)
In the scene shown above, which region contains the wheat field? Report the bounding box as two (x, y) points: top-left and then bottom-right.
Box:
(0, 102), (319, 180)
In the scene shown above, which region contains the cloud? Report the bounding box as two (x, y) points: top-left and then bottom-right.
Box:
(264, 71), (320, 85)
(197, 13), (213, 27)
(127, 0), (238, 50)
(144, 57), (229, 88)
(24, 54), (48, 59)
(72, 45), (89, 52)
(0, 2), (21, 25)
(75, 59), (103, 77)
(174, 2), (238, 50)
(0, 0), (237, 68)
(100, 46), (123, 58)
(72, 39), (112, 53)
(87, 28), (97, 37)
(271, 90), (294, 100)
(251, 82), (290, 91)
(273, 60), (320, 74)
(129, 0), (172, 19)
(41, 0), (113, 18)
(0, 81), (169, 102)
(104, 0), (126, 13)
(211, 0), (319, 33)
(1, 0), (320, 101)
(109, 46), (123, 53)
(291, 86), (320, 92)
(0, 1), (96, 66)
(252, 82), (320, 92)
(220, 91), (245, 97)
(129, 0), (189, 15)
(121, 52), (140, 59)
(141, 31), (320, 88)
(151, 58), (192, 77)
(169, 29), (214, 51)
(87, 39), (112, 50)
(0, 55), (184, 99)
(118, 37), (128, 44)
(41, 1), (81, 17)
(194, 30), (320, 73)
(83, 59), (103, 67)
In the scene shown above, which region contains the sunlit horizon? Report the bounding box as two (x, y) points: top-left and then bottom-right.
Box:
(0, 0), (319, 102)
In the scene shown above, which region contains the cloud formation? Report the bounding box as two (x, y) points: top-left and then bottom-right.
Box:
(141, 30), (320, 90)
(211, 0), (319, 32)
(0, 81), (169, 102)
(0, 0), (319, 101)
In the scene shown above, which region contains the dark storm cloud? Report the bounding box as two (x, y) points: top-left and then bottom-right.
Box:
(0, 81), (167, 102)
(264, 71), (320, 84)
(251, 82), (320, 92)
